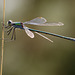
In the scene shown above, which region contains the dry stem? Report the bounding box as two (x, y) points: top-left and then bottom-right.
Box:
(1, 0), (5, 75)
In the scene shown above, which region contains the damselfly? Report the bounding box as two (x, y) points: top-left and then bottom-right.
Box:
(5, 17), (75, 42)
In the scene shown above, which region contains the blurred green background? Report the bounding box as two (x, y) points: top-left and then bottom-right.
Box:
(0, 0), (75, 75)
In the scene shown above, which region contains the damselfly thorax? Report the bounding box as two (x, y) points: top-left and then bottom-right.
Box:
(12, 22), (24, 29)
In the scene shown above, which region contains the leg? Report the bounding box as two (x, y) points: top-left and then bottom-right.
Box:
(14, 28), (16, 40)
(11, 27), (15, 40)
(3, 22), (11, 29)
(5, 25), (11, 29)
(7, 26), (13, 35)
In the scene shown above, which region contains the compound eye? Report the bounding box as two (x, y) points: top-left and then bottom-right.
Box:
(7, 20), (12, 25)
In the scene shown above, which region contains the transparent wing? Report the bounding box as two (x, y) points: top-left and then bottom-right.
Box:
(36, 22), (64, 26)
(35, 32), (53, 42)
(23, 25), (34, 38)
(23, 17), (64, 26)
(23, 17), (47, 24)
(25, 22), (64, 26)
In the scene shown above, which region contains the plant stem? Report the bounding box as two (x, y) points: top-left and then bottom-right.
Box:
(1, 0), (5, 75)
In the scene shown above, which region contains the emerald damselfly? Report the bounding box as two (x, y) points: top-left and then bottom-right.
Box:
(5, 17), (75, 42)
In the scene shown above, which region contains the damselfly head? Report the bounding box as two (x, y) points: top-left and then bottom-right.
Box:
(7, 20), (12, 26)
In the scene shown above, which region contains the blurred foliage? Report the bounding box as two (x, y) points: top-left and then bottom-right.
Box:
(0, 0), (75, 75)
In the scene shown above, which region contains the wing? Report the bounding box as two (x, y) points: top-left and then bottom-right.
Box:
(24, 22), (64, 26)
(35, 32), (53, 42)
(23, 25), (34, 38)
(23, 17), (47, 24)
(23, 17), (64, 26)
